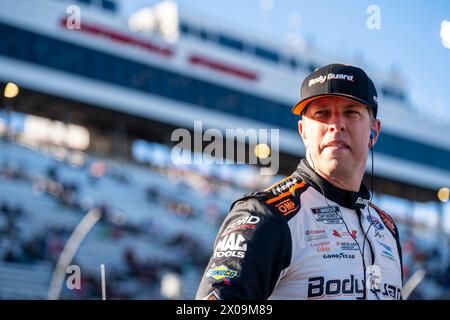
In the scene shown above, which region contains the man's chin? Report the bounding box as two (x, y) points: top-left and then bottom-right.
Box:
(320, 158), (353, 176)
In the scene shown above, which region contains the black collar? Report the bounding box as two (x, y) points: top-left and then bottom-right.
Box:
(293, 159), (370, 210)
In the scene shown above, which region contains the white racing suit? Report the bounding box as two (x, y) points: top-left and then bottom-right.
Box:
(196, 159), (403, 300)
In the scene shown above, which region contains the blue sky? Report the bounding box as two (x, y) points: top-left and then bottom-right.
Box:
(120, 0), (450, 124)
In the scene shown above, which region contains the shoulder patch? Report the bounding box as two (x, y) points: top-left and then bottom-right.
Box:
(264, 175), (302, 195)
(231, 175), (308, 221)
(370, 203), (397, 235)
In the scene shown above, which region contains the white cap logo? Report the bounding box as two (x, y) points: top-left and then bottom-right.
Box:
(309, 73), (355, 87)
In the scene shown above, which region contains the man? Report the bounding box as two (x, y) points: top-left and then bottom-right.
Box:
(196, 63), (403, 300)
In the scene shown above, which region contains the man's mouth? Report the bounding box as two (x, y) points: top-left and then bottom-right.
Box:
(323, 140), (351, 151)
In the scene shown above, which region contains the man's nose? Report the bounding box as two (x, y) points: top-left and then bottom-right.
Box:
(328, 112), (346, 133)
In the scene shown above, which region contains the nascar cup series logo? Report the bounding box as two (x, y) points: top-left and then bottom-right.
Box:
(311, 206), (343, 224)
(308, 73), (355, 87)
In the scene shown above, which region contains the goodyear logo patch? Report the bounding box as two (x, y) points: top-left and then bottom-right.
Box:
(206, 265), (238, 281)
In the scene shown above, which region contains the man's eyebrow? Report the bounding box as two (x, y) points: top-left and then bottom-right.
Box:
(309, 103), (330, 109)
(344, 104), (365, 109)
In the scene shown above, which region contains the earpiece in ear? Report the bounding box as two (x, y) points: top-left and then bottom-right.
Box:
(369, 130), (376, 149)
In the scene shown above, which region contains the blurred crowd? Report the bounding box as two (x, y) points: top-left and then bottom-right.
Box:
(0, 139), (224, 299)
(1, 138), (450, 299)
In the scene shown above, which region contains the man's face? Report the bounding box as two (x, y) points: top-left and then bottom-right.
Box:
(298, 96), (381, 182)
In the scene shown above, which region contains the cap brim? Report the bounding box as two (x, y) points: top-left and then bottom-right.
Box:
(291, 94), (371, 115)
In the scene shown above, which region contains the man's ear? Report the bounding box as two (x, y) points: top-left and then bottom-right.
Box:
(369, 119), (382, 148)
(298, 119), (308, 149)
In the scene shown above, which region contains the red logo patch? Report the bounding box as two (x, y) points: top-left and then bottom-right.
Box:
(275, 199), (299, 216)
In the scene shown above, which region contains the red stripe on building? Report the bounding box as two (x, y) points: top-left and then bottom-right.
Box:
(60, 17), (174, 57)
(189, 55), (258, 81)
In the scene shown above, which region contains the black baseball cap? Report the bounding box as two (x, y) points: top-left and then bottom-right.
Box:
(292, 63), (379, 117)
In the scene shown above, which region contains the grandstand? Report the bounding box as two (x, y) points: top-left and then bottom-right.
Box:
(0, 137), (233, 299)
(0, 0), (449, 299)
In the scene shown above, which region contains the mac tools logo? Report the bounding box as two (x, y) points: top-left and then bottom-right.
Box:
(214, 232), (247, 259)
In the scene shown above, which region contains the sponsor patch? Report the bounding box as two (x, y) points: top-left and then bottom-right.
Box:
(305, 234), (328, 242)
(377, 241), (396, 262)
(378, 212), (397, 235)
(336, 241), (359, 251)
(309, 241), (331, 252)
(275, 199), (299, 216)
(304, 229), (328, 242)
(332, 229), (357, 238)
(271, 177), (299, 194)
(309, 240), (331, 246)
(206, 265), (238, 282)
(214, 232), (247, 259)
(215, 233), (247, 251)
(323, 253), (356, 260)
(223, 215), (260, 234)
(374, 229), (385, 240)
(213, 251), (245, 259)
(222, 224), (256, 236)
(370, 204), (397, 235)
(305, 229), (326, 236)
(311, 206), (343, 224)
(367, 215), (384, 230)
(373, 95), (378, 104)
(308, 73), (355, 87)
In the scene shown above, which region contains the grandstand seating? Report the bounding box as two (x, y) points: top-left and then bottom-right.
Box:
(1, 138), (449, 299)
(0, 139), (222, 299)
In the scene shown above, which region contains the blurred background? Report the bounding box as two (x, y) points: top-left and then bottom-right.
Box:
(0, 0), (449, 299)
